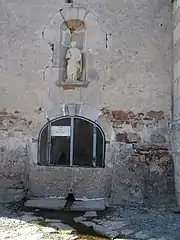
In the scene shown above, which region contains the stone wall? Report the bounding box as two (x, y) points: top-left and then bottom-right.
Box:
(102, 108), (175, 206)
(0, 109), (32, 202)
(0, 0), (172, 114)
(0, 0), (174, 205)
(173, 0), (180, 207)
(111, 143), (174, 206)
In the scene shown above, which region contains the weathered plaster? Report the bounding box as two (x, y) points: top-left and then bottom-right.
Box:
(0, 0), (174, 205)
(173, 0), (180, 207)
(0, 0), (172, 114)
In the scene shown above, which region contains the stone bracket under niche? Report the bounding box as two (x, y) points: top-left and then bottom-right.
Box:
(56, 79), (89, 89)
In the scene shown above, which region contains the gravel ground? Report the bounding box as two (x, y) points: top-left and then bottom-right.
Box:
(0, 203), (80, 240)
(99, 205), (180, 240)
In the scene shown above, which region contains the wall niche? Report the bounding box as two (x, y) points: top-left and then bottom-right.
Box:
(43, 4), (106, 89)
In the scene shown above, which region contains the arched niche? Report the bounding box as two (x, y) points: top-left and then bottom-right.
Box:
(43, 5), (106, 88)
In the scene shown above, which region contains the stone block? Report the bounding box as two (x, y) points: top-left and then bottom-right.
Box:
(81, 221), (94, 227)
(175, 174), (180, 193)
(92, 224), (119, 239)
(174, 60), (180, 81)
(173, 0), (178, 14)
(45, 219), (62, 223)
(174, 98), (180, 120)
(61, 89), (81, 104)
(172, 123), (180, 155)
(29, 165), (112, 200)
(81, 221), (119, 239)
(174, 155), (180, 175)
(83, 211), (97, 218)
(174, 6), (180, 28)
(48, 222), (76, 232)
(126, 132), (141, 143)
(70, 199), (106, 211)
(74, 216), (86, 223)
(116, 133), (128, 143)
(173, 77), (180, 100)
(150, 131), (166, 144)
(42, 227), (57, 233)
(21, 214), (43, 222)
(174, 22), (180, 45)
(0, 189), (25, 203)
(173, 60), (180, 81)
(24, 198), (67, 210)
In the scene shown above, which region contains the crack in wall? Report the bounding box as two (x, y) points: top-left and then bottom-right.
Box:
(105, 33), (112, 49)
(42, 66), (49, 81)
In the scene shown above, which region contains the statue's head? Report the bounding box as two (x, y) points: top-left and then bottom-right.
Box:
(70, 41), (76, 48)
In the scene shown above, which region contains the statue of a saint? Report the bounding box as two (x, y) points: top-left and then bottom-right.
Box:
(65, 41), (82, 81)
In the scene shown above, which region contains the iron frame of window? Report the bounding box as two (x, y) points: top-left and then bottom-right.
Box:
(37, 116), (106, 168)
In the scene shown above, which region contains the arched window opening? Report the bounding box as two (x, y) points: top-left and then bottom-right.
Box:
(38, 116), (105, 168)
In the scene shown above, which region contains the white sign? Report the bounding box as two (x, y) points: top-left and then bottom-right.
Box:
(51, 126), (70, 137)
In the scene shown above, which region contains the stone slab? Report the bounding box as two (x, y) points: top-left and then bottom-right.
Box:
(174, 60), (180, 81)
(24, 198), (67, 210)
(0, 189), (25, 203)
(45, 218), (62, 223)
(81, 221), (120, 238)
(93, 224), (119, 239)
(74, 216), (86, 223)
(83, 211), (97, 218)
(48, 222), (76, 232)
(174, 22), (180, 45)
(42, 226), (57, 233)
(21, 214), (44, 222)
(70, 199), (106, 211)
(81, 221), (95, 227)
(174, 6), (180, 28)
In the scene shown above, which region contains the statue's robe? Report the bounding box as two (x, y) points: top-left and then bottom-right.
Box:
(66, 47), (82, 81)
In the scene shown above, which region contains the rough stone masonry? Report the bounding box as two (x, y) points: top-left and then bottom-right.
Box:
(0, 0), (178, 207)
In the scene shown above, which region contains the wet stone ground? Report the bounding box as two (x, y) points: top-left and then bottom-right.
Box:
(0, 203), (180, 240)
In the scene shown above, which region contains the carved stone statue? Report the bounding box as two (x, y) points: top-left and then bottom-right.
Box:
(65, 41), (82, 81)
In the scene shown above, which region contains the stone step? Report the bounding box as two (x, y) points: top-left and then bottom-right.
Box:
(24, 198), (67, 210)
(24, 198), (106, 211)
(70, 199), (106, 211)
